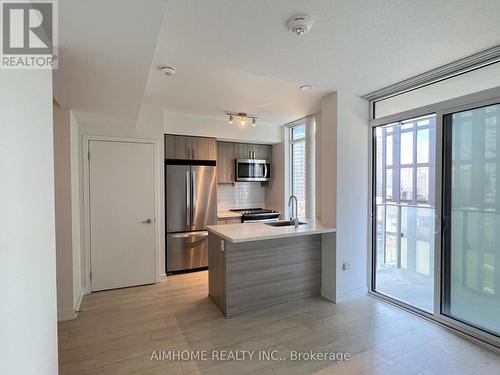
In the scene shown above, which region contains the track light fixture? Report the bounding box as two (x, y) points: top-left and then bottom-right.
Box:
(225, 112), (257, 127)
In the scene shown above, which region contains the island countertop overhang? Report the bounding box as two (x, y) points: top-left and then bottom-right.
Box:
(206, 218), (335, 243)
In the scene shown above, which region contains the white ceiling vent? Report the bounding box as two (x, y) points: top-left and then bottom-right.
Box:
(287, 14), (315, 36)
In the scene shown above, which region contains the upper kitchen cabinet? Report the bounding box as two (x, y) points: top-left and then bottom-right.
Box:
(217, 141), (272, 184)
(235, 143), (271, 160)
(217, 142), (236, 184)
(253, 144), (271, 160)
(165, 135), (216, 161)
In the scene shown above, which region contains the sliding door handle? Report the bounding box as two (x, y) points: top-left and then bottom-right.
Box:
(141, 219), (152, 224)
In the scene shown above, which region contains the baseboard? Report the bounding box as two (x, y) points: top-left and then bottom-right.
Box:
(335, 286), (368, 303)
(74, 290), (85, 313)
(321, 288), (336, 303)
(58, 308), (77, 322)
(158, 273), (167, 283)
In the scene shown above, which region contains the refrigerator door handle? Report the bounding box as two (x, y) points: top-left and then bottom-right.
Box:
(186, 170), (191, 226)
(171, 231), (208, 238)
(191, 170), (196, 220)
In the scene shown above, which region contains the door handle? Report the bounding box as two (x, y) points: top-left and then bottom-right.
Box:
(191, 170), (196, 220)
(171, 231), (208, 238)
(141, 219), (152, 224)
(186, 170), (191, 227)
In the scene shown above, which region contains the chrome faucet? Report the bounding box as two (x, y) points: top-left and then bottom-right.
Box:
(288, 195), (299, 228)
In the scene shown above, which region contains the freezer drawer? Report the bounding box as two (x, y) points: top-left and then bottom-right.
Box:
(167, 231), (208, 272)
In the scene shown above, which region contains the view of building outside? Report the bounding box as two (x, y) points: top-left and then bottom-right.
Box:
(374, 114), (436, 312)
(444, 103), (500, 335)
(291, 124), (306, 218)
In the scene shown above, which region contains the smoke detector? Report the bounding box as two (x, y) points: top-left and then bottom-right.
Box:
(287, 14), (315, 36)
(159, 65), (176, 77)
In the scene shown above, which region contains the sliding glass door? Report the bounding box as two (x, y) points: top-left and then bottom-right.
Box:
(372, 88), (500, 346)
(373, 114), (436, 313)
(442, 102), (500, 337)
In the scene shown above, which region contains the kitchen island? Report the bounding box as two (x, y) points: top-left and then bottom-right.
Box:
(206, 219), (335, 317)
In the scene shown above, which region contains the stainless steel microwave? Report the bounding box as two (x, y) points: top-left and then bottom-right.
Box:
(235, 159), (271, 182)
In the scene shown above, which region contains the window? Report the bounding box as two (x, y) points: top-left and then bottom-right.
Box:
(400, 167), (413, 200)
(287, 118), (315, 218)
(374, 114), (436, 313)
(290, 124), (306, 218)
(443, 102), (500, 336)
(400, 131), (413, 164)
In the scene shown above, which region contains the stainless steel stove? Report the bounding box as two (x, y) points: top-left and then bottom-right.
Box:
(230, 208), (280, 223)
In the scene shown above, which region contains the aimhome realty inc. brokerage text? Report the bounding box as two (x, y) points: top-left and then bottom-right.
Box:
(150, 350), (352, 363)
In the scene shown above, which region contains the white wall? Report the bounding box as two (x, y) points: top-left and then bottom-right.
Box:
(335, 91), (369, 302)
(70, 111), (83, 310)
(78, 103), (166, 289)
(315, 113), (322, 219)
(0, 70), (58, 374)
(318, 93), (337, 228)
(265, 141), (286, 216)
(53, 103), (76, 320)
(164, 111), (281, 144)
(317, 91), (369, 303)
(318, 93), (338, 301)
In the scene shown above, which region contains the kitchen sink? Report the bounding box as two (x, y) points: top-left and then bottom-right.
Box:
(265, 220), (307, 227)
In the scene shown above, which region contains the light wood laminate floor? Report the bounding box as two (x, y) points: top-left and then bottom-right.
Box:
(58, 271), (500, 375)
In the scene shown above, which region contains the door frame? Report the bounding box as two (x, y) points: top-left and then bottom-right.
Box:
(82, 135), (162, 293)
(368, 86), (500, 350)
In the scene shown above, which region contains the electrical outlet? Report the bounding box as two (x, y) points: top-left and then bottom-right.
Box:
(220, 240), (225, 252)
(342, 262), (350, 271)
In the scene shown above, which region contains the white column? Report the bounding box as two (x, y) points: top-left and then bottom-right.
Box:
(335, 91), (369, 302)
(0, 70), (58, 374)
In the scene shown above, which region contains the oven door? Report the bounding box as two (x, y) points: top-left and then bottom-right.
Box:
(236, 159), (270, 182)
(242, 214), (280, 223)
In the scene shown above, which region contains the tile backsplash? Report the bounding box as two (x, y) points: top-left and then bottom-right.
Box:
(217, 182), (266, 211)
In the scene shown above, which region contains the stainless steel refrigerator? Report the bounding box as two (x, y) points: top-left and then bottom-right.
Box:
(166, 162), (217, 272)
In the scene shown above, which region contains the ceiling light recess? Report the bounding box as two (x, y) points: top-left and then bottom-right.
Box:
(225, 112), (257, 127)
(159, 65), (176, 76)
(287, 14), (315, 36)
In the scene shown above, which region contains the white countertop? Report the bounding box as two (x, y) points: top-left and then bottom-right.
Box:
(217, 211), (242, 219)
(207, 218), (335, 243)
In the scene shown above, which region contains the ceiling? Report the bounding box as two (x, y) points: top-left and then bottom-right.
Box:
(53, 0), (167, 128)
(55, 0), (500, 128)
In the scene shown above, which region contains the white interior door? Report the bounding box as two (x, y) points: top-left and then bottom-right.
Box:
(89, 140), (155, 291)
